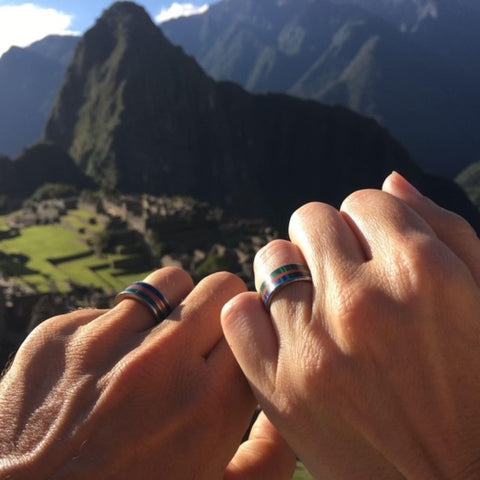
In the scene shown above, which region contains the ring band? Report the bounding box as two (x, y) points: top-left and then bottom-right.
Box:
(115, 281), (173, 323)
(259, 264), (312, 311)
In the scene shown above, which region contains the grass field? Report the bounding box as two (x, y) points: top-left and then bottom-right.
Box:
(0, 217), (9, 231)
(0, 209), (151, 293)
(294, 462), (313, 479)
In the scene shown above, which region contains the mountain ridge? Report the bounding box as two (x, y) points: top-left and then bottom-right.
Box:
(0, 35), (79, 158)
(42, 2), (480, 229)
(162, 0), (480, 177)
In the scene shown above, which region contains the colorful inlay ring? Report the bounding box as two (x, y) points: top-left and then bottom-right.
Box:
(259, 264), (312, 311)
(115, 281), (173, 324)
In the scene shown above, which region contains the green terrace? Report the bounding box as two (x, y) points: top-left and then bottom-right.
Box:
(0, 209), (151, 294)
(294, 462), (313, 479)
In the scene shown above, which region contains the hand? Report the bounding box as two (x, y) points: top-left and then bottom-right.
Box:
(0, 268), (295, 479)
(222, 172), (480, 479)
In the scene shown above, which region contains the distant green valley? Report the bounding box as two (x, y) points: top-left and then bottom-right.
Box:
(0, 207), (150, 294)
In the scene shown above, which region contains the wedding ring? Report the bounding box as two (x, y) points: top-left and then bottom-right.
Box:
(115, 281), (173, 323)
(259, 264), (312, 311)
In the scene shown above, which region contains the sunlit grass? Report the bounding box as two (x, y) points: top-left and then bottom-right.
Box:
(294, 462), (314, 479)
(0, 225), (89, 292)
(0, 217), (9, 231)
(0, 219), (151, 293)
(1, 225), (87, 258)
(61, 209), (106, 234)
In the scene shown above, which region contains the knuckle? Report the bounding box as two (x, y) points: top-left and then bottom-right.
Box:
(145, 266), (194, 291)
(290, 202), (323, 223)
(395, 235), (451, 298)
(7, 315), (84, 378)
(15, 312), (77, 358)
(161, 265), (193, 284)
(29, 312), (72, 336)
(196, 270), (247, 296)
(340, 188), (376, 211)
(30, 308), (101, 339)
(328, 282), (383, 348)
(328, 282), (367, 322)
(289, 201), (336, 233)
(201, 269), (240, 286)
(254, 239), (292, 268)
(443, 209), (478, 240)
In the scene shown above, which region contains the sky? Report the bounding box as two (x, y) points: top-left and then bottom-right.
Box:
(0, 0), (216, 57)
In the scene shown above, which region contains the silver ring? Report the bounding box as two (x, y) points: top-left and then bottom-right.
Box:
(115, 282), (172, 323)
(259, 264), (312, 311)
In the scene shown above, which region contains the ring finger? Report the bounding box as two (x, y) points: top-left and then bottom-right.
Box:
(103, 266), (194, 333)
(254, 239), (313, 341)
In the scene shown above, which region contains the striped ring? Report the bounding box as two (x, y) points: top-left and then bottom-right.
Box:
(259, 264), (312, 311)
(115, 281), (173, 323)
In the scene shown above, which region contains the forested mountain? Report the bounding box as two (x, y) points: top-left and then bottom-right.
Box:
(162, 0), (480, 177)
(0, 144), (91, 210)
(328, 0), (480, 76)
(2, 0), (478, 179)
(0, 36), (79, 158)
(41, 2), (479, 228)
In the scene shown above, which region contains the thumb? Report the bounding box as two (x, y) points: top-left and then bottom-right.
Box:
(224, 411), (297, 480)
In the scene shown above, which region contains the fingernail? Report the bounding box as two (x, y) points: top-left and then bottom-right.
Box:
(389, 171), (423, 198)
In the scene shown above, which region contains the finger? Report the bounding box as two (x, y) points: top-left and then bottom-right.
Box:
(207, 337), (255, 403)
(77, 272), (246, 397)
(382, 171), (480, 284)
(206, 338), (258, 451)
(222, 292), (278, 396)
(153, 271), (247, 358)
(288, 201), (366, 274)
(340, 188), (437, 260)
(286, 202), (366, 340)
(106, 267), (194, 332)
(224, 412), (297, 480)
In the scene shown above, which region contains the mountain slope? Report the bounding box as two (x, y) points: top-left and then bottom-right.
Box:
(44, 2), (479, 228)
(0, 144), (92, 210)
(295, 18), (480, 178)
(328, 0), (480, 77)
(0, 35), (79, 157)
(162, 0), (480, 177)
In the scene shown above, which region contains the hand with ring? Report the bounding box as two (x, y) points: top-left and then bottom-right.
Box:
(223, 172), (480, 479)
(0, 269), (296, 479)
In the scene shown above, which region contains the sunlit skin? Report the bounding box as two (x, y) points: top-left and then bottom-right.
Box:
(3, 172), (480, 478)
(223, 172), (480, 479)
(0, 268), (295, 479)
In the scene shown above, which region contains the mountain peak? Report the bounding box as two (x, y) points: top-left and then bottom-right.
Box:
(100, 1), (153, 24)
(90, 1), (165, 49)
(45, 0), (214, 189)
(41, 0), (480, 229)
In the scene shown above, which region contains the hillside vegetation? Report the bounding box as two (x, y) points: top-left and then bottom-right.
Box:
(0, 208), (150, 293)
(0, 191), (280, 296)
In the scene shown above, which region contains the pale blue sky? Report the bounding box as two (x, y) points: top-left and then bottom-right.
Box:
(0, 1), (217, 56)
